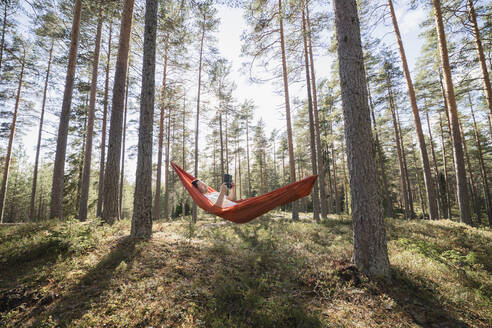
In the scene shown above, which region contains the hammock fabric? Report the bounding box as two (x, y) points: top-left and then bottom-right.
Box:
(171, 162), (318, 223)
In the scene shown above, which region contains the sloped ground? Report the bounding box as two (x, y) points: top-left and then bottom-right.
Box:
(0, 212), (490, 327)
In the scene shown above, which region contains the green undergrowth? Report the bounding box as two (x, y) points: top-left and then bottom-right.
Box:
(0, 213), (490, 327)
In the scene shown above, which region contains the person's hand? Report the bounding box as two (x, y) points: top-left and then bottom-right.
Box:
(220, 183), (228, 193)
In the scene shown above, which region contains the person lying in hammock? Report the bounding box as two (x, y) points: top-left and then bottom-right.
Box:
(191, 179), (237, 208)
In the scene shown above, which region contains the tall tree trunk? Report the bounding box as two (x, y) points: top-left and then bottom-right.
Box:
(246, 118), (251, 196)
(438, 111), (452, 219)
(411, 142), (427, 218)
(30, 37), (54, 220)
(388, 0), (438, 220)
(219, 111), (224, 178)
(467, 0), (492, 131)
(469, 94), (492, 226)
(341, 139), (349, 214)
(306, 2), (327, 218)
(302, 5), (320, 222)
(225, 108), (229, 174)
(119, 69), (130, 218)
(164, 101), (172, 220)
(432, 0), (472, 224)
(333, 0), (390, 278)
(386, 73), (410, 219)
(79, 9), (103, 221)
(279, 0), (298, 220)
(397, 109), (415, 218)
(459, 118), (480, 224)
(0, 48), (25, 223)
(368, 85), (393, 218)
(192, 26), (205, 223)
(77, 107), (88, 208)
(425, 108), (443, 219)
(131, 0), (157, 238)
(103, 0), (134, 224)
(154, 46), (168, 220)
(50, 0), (83, 219)
(97, 20), (113, 217)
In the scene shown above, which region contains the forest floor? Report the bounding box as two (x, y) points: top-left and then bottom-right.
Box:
(0, 212), (491, 327)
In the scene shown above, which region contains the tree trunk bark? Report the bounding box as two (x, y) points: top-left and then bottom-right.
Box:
(411, 142), (427, 218)
(154, 46), (168, 220)
(103, 0), (134, 224)
(131, 0), (157, 238)
(397, 109), (415, 218)
(368, 84), (393, 218)
(432, 0), (472, 224)
(0, 48), (25, 223)
(438, 111), (452, 219)
(386, 73), (410, 219)
(467, 0), (492, 132)
(459, 118), (480, 224)
(30, 37), (54, 220)
(388, 0), (438, 220)
(425, 108), (443, 219)
(333, 0), (390, 279)
(469, 94), (492, 226)
(50, 0), (83, 219)
(79, 9), (103, 221)
(119, 68), (130, 218)
(164, 100), (172, 220)
(97, 20), (113, 218)
(192, 26), (205, 223)
(246, 117), (251, 196)
(279, 0), (298, 220)
(306, 2), (327, 219)
(219, 111), (224, 178)
(302, 5), (320, 222)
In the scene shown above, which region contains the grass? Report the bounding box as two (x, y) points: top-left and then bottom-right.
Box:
(0, 212), (491, 327)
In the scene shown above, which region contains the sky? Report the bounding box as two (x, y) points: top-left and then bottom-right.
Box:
(17, 0), (428, 180)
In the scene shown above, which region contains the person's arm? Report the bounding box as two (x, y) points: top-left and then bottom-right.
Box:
(214, 183), (228, 207)
(226, 181), (236, 201)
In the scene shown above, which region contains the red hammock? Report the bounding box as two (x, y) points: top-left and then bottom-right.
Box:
(171, 162), (318, 223)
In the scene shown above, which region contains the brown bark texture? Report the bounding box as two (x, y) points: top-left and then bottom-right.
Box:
(131, 0), (158, 238)
(333, 0), (390, 279)
(432, 0), (472, 224)
(49, 0), (83, 219)
(103, 0), (134, 224)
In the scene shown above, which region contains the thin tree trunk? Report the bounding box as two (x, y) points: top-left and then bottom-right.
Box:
(50, 0), (83, 219)
(225, 108), (229, 174)
(469, 94), (492, 226)
(246, 118), (251, 196)
(119, 69), (130, 218)
(131, 0), (157, 238)
(388, 0), (438, 220)
(333, 0), (390, 278)
(302, 5), (319, 222)
(192, 26), (205, 223)
(438, 111), (452, 219)
(459, 118), (480, 224)
(154, 45), (168, 220)
(279, 0), (298, 220)
(432, 0), (472, 224)
(79, 9), (103, 221)
(30, 37), (54, 220)
(387, 73), (410, 219)
(164, 101), (172, 220)
(397, 109), (415, 218)
(97, 20), (113, 218)
(306, 2), (327, 218)
(467, 0), (492, 131)
(341, 139), (349, 214)
(425, 108), (443, 219)
(219, 111), (224, 178)
(411, 142), (427, 218)
(77, 107), (88, 208)
(0, 48), (25, 223)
